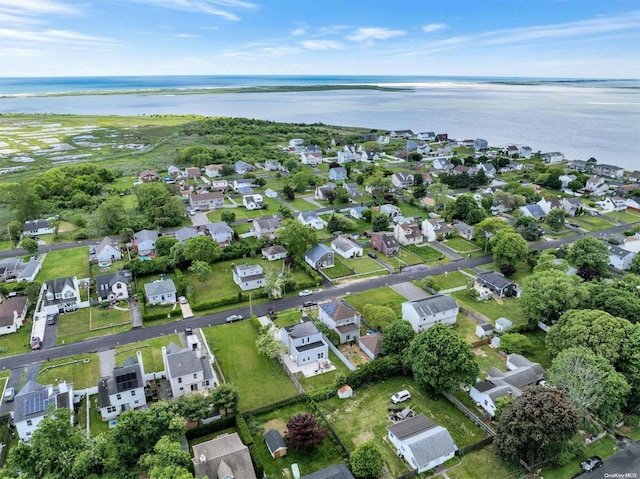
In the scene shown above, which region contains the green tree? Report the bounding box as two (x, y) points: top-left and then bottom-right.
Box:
(545, 309), (632, 362)
(493, 395), (513, 422)
(546, 208), (566, 232)
(408, 324), (478, 394)
(263, 266), (294, 299)
(139, 436), (193, 478)
(450, 194), (477, 221)
(211, 384), (239, 415)
(188, 260), (212, 282)
(155, 235), (178, 257)
(619, 323), (640, 406)
(7, 220), (22, 246)
(282, 184), (295, 200)
(364, 173), (393, 200)
(169, 242), (186, 268)
(326, 214), (356, 233)
(567, 236), (610, 280)
(279, 204), (294, 219)
(492, 230), (528, 269)
(498, 333), (533, 355)
(629, 253), (640, 275)
(13, 185), (43, 222)
(134, 182), (185, 228)
(515, 215), (542, 241)
(362, 304), (397, 331)
(221, 210), (236, 224)
(256, 325), (286, 359)
(548, 346), (630, 424)
(494, 386), (579, 467)
(381, 320), (415, 355)
(426, 182), (452, 211)
(285, 413), (328, 452)
(184, 235), (218, 264)
(21, 237), (39, 255)
(592, 283), (640, 322)
(372, 212), (389, 232)
(519, 269), (589, 327)
(275, 219), (317, 259)
(474, 218), (514, 253)
(350, 440), (383, 478)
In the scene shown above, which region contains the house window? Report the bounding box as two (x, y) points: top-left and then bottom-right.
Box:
(178, 378), (182, 383)
(131, 390), (135, 396)
(116, 394), (121, 400)
(116, 283), (122, 289)
(107, 406), (117, 413)
(26, 420), (32, 426)
(193, 373), (197, 379)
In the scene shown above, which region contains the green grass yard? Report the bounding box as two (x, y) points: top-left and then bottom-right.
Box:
(38, 354), (100, 389)
(403, 244), (445, 262)
(114, 334), (180, 373)
(430, 271), (472, 291)
(56, 307), (131, 345)
(337, 255), (386, 275)
(452, 291), (527, 326)
(38, 246), (90, 282)
(295, 351), (352, 391)
(604, 209), (640, 223)
(444, 446), (523, 479)
(442, 237), (480, 252)
(570, 215), (616, 231)
(0, 322), (34, 357)
(321, 259), (353, 279)
(281, 197), (319, 212)
(343, 287), (407, 319)
(202, 321), (297, 410)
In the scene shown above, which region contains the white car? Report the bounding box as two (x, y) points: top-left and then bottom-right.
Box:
(226, 314), (243, 323)
(391, 390), (411, 404)
(178, 296), (187, 304)
(298, 290), (313, 297)
(3, 387), (15, 402)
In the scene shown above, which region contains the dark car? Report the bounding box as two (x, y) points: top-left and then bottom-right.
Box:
(580, 456), (603, 472)
(46, 313), (58, 325)
(184, 327), (193, 336)
(367, 252), (377, 259)
(302, 300), (317, 308)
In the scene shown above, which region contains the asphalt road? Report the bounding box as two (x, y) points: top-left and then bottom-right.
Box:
(576, 440), (640, 478)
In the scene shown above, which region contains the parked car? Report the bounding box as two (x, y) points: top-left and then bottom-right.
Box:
(298, 290), (313, 297)
(31, 336), (41, 350)
(226, 314), (243, 323)
(302, 301), (317, 308)
(178, 296), (187, 304)
(46, 313), (57, 325)
(367, 252), (377, 259)
(580, 456), (603, 472)
(184, 327), (193, 336)
(391, 390), (411, 404)
(3, 387), (15, 402)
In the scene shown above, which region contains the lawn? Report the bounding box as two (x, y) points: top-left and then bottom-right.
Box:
(604, 209), (640, 223)
(571, 215), (616, 231)
(0, 322), (34, 357)
(473, 345), (508, 378)
(273, 308), (303, 328)
(295, 351), (352, 391)
(445, 446), (523, 479)
(321, 259), (353, 279)
(281, 197), (319, 212)
(403, 244), (444, 262)
(384, 247), (425, 269)
(442, 237), (480, 253)
(316, 376), (487, 478)
(343, 287), (407, 319)
(453, 314), (483, 343)
(430, 271), (472, 291)
(452, 291), (527, 326)
(114, 334), (181, 373)
(37, 353), (100, 389)
(38, 246), (90, 282)
(202, 320), (297, 410)
(542, 435), (618, 479)
(338, 255), (386, 275)
(57, 307), (131, 345)
(250, 402), (347, 479)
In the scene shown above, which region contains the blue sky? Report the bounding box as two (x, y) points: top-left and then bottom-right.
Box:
(1, 0), (639, 78)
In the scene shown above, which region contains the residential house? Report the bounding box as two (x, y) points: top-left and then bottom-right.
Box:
(252, 216), (281, 238)
(167, 165), (181, 177)
(232, 179), (253, 190)
(349, 206), (368, 220)
(205, 222), (234, 244)
(597, 196), (626, 212)
(204, 164), (222, 178)
(264, 160), (283, 171)
(402, 295), (459, 333)
(329, 167), (348, 181)
(392, 172), (414, 189)
(432, 158), (453, 170)
(95, 237), (122, 263)
(264, 430), (287, 459)
(337, 150), (360, 164)
(234, 160), (255, 175)
(380, 204), (401, 217)
(262, 245), (288, 261)
(387, 414), (458, 474)
(318, 299), (361, 344)
(139, 169), (159, 182)
(0, 258), (40, 283)
(370, 232), (400, 256)
(541, 152), (565, 164)
(470, 354), (544, 417)
(518, 146), (533, 158)
(394, 223), (424, 245)
(144, 279), (177, 305)
(422, 219), (450, 242)
(417, 132), (436, 141)
(298, 211), (326, 230)
(280, 319), (329, 367)
(344, 182), (361, 197)
(569, 160), (590, 172)
(95, 270), (132, 303)
(42, 276), (81, 314)
(452, 220), (474, 240)
(331, 237), (363, 259)
(519, 204), (547, 221)
(289, 138), (304, 148)
(593, 164), (624, 178)
(174, 227), (198, 244)
(98, 355), (146, 421)
(162, 342), (216, 399)
(305, 244), (334, 270)
(301, 150), (323, 165)
(559, 174), (577, 189)
(315, 183), (336, 201)
(377, 135), (390, 144)
(243, 194), (264, 210)
(609, 245), (637, 270)
(406, 140), (418, 152)
(473, 138), (488, 150)
(537, 196), (563, 215)
(189, 192), (224, 210)
(390, 130), (415, 138)
(584, 176), (606, 194)
(192, 432), (257, 479)
(362, 150), (380, 161)
(417, 143), (432, 155)
(211, 179), (228, 191)
(561, 197), (584, 216)
(22, 218), (56, 237)
(479, 163), (496, 179)
(0, 296), (28, 335)
(14, 380), (74, 441)
(451, 165), (470, 176)
(186, 167), (201, 179)
(301, 465), (355, 479)
(232, 263), (265, 291)
(626, 198), (640, 212)
(435, 133), (448, 142)
(237, 185), (254, 196)
(358, 332), (382, 360)
(616, 184), (640, 197)
(476, 271), (517, 298)
(132, 229), (158, 256)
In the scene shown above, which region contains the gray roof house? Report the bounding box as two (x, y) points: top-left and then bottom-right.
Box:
(205, 221), (234, 244)
(95, 236), (122, 263)
(305, 244), (334, 270)
(329, 167), (348, 181)
(318, 299), (361, 344)
(609, 245), (637, 271)
(280, 319), (329, 367)
(162, 342), (217, 399)
(387, 414), (458, 473)
(264, 429), (287, 459)
(95, 270), (132, 303)
(0, 296), (29, 336)
(192, 432), (257, 479)
(133, 229), (158, 256)
(301, 464), (355, 479)
(262, 245), (288, 261)
(401, 294), (459, 333)
(98, 355), (146, 421)
(174, 226), (199, 243)
(22, 218), (55, 237)
(14, 380), (73, 441)
(452, 220), (475, 240)
(234, 160), (255, 174)
(476, 271), (517, 298)
(519, 204), (547, 220)
(252, 216), (280, 238)
(144, 278), (177, 305)
(43, 276), (80, 314)
(358, 332), (382, 360)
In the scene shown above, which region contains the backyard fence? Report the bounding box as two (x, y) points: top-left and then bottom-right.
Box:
(324, 335), (357, 371)
(459, 306), (491, 325)
(309, 400), (350, 458)
(443, 392), (495, 437)
(456, 436), (494, 456)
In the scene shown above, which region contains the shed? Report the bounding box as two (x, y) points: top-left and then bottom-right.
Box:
(495, 317), (513, 333)
(475, 323), (493, 338)
(490, 337), (501, 349)
(338, 385), (353, 399)
(264, 429), (287, 459)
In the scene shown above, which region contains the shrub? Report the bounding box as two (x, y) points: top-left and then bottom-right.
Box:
(248, 444), (264, 478)
(235, 415), (254, 446)
(184, 414), (236, 440)
(307, 386), (337, 402)
(73, 229), (88, 240)
(552, 440), (585, 466)
(345, 355), (405, 389)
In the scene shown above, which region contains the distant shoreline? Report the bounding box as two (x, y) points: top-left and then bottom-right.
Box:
(0, 84), (412, 99)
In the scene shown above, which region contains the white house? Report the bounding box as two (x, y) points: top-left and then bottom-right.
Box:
(42, 276), (81, 314)
(337, 151), (360, 164)
(98, 355), (147, 421)
(14, 380), (74, 441)
(22, 219), (55, 237)
(392, 172), (414, 189)
(609, 245), (637, 270)
(162, 342), (217, 399)
(329, 167), (348, 181)
(94, 237), (122, 263)
(380, 204), (401, 217)
(473, 138), (488, 150)
(331, 236), (363, 259)
(0, 296), (28, 336)
(541, 152), (565, 164)
(387, 414), (458, 474)
(204, 164), (223, 178)
(394, 223), (424, 245)
(401, 295), (459, 333)
(174, 227), (198, 244)
(318, 299), (361, 344)
(262, 245), (288, 261)
(422, 219), (449, 242)
(205, 222), (234, 244)
(252, 216), (280, 238)
(298, 211), (325, 230)
(243, 194), (264, 210)
(235, 161), (255, 175)
(597, 196), (626, 212)
(280, 319), (329, 367)
(95, 270), (132, 303)
(561, 197), (584, 216)
(305, 244), (334, 270)
(144, 278), (177, 305)
(232, 263), (265, 291)
(432, 158), (453, 170)
(349, 206), (368, 220)
(133, 229), (158, 256)
(211, 179), (228, 191)
(301, 151), (323, 165)
(289, 138), (304, 148)
(190, 192), (224, 210)
(452, 220), (475, 240)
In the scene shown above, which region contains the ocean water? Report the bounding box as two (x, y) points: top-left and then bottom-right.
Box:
(0, 75), (638, 170)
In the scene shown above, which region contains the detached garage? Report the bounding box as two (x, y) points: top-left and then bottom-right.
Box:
(264, 429), (287, 459)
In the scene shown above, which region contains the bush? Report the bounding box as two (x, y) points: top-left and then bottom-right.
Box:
(191, 294), (247, 312)
(235, 415), (254, 446)
(142, 308), (182, 321)
(552, 440), (585, 466)
(73, 229), (88, 240)
(184, 414), (236, 440)
(248, 444), (264, 478)
(345, 355), (405, 389)
(307, 386), (337, 402)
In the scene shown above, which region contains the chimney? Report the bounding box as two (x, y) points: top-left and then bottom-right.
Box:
(196, 345), (202, 359)
(199, 454), (207, 464)
(136, 350), (145, 376)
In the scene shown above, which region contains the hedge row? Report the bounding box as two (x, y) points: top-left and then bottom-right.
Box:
(242, 394), (307, 416)
(142, 308), (182, 321)
(307, 385), (337, 402)
(295, 258), (323, 285)
(345, 354), (405, 389)
(235, 415), (254, 446)
(184, 414), (236, 440)
(248, 444), (264, 478)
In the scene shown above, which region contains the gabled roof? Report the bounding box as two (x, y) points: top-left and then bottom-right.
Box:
(610, 245), (635, 258)
(175, 227), (198, 243)
(405, 294), (458, 316)
(371, 231), (399, 249)
(406, 426), (458, 469)
(0, 296), (28, 326)
(331, 236), (360, 253)
(477, 271), (514, 290)
(284, 320), (321, 339)
(164, 342), (214, 380)
(95, 270), (132, 295)
(205, 221), (233, 237)
(14, 381), (70, 424)
(521, 204), (546, 219)
(144, 278), (176, 296)
(96, 236), (119, 254)
(359, 332), (382, 356)
(305, 243), (332, 262)
(262, 245), (287, 256)
(264, 429), (286, 455)
(300, 464), (355, 479)
(23, 219), (50, 231)
(133, 229), (158, 243)
(98, 356), (143, 408)
(320, 299), (359, 321)
(387, 414), (435, 440)
(254, 216), (280, 230)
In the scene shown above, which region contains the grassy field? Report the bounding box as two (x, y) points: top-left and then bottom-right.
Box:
(321, 259), (353, 279)
(344, 286), (407, 318)
(430, 271), (472, 291)
(403, 244), (444, 262)
(114, 334), (181, 372)
(452, 291), (527, 326)
(202, 321), (297, 410)
(542, 435), (618, 479)
(444, 446), (523, 479)
(37, 353), (100, 389)
(604, 209), (640, 223)
(0, 322), (34, 357)
(38, 247), (91, 282)
(337, 255), (386, 274)
(473, 345), (508, 378)
(280, 197), (319, 212)
(57, 307), (131, 345)
(295, 351), (352, 391)
(384, 247), (425, 269)
(571, 215), (616, 231)
(442, 237), (480, 252)
(273, 308), (303, 328)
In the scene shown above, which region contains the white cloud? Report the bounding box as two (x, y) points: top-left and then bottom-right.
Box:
(171, 33), (200, 38)
(301, 40), (342, 50)
(0, 0), (78, 15)
(127, 0), (258, 21)
(292, 27), (306, 36)
(422, 23), (447, 33)
(0, 28), (117, 47)
(348, 27), (405, 42)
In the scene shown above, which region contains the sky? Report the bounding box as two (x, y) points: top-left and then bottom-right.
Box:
(1, 0), (639, 78)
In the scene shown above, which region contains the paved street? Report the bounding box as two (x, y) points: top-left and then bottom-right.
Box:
(576, 440), (640, 479)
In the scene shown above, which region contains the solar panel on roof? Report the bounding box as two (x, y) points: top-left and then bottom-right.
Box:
(24, 389), (53, 416)
(115, 371), (138, 392)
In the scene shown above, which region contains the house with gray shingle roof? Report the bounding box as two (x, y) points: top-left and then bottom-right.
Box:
(133, 229), (158, 256)
(305, 244), (334, 270)
(331, 236), (363, 259)
(609, 245), (637, 270)
(98, 355), (146, 421)
(401, 294), (459, 333)
(262, 245), (288, 261)
(519, 204), (547, 221)
(14, 380), (73, 441)
(193, 432), (257, 479)
(95, 270), (132, 303)
(95, 236), (122, 263)
(0, 296), (28, 336)
(205, 221), (234, 244)
(476, 271), (517, 298)
(232, 263), (265, 291)
(298, 211), (326, 230)
(252, 216), (280, 238)
(280, 319), (328, 367)
(300, 464), (354, 479)
(162, 342), (217, 399)
(43, 276), (81, 314)
(387, 414), (458, 473)
(174, 227), (199, 244)
(22, 218), (55, 237)
(318, 299), (361, 344)
(144, 278), (176, 305)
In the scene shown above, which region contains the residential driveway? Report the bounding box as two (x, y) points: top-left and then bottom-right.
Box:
(0, 369), (23, 415)
(179, 301), (194, 319)
(190, 212), (209, 226)
(98, 349), (115, 378)
(130, 296), (143, 328)
(390, 282), (430, 301)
